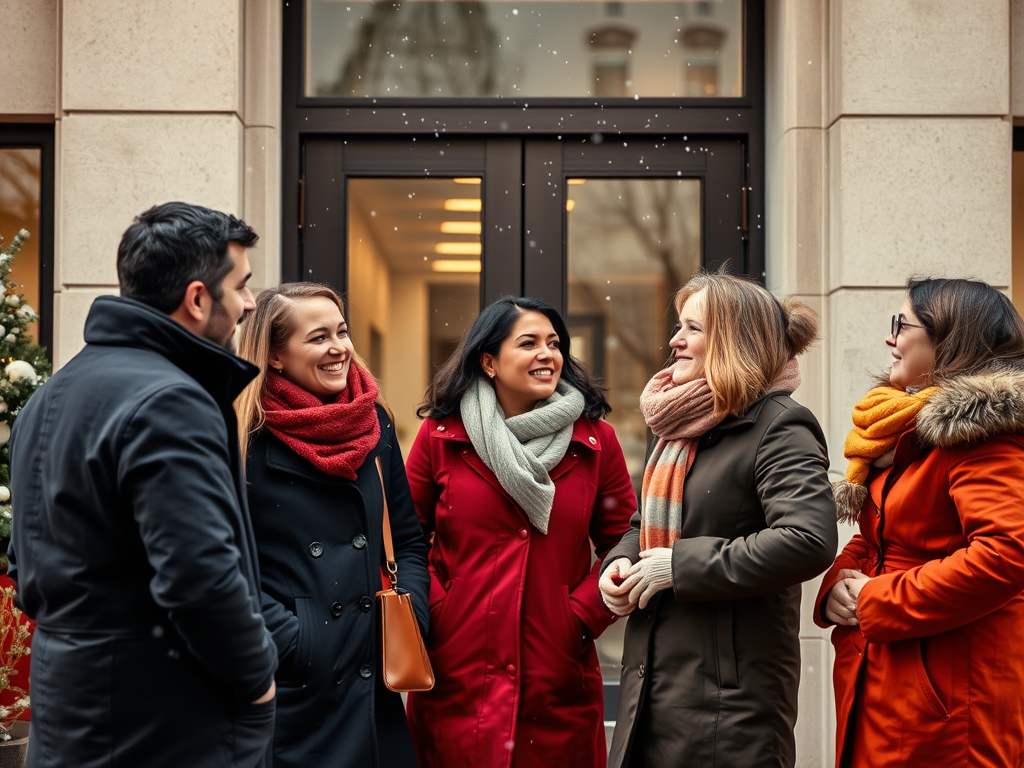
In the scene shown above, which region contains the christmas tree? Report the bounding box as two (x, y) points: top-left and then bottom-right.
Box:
(0, 230), (51, 571)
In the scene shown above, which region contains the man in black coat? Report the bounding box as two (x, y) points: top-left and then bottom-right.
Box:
(8, 202), (278, 768)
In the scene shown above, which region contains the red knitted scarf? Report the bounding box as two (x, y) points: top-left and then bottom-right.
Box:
(261, 363), (381, 480)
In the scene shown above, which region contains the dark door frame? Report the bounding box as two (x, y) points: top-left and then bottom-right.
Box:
(0, 124), (55, 357)
(282, 1), (765, 291)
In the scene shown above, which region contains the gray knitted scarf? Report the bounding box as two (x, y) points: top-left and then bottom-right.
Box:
(460, 377), (586, 534)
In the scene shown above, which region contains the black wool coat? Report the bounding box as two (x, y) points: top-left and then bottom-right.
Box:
(245, 405), (429, 768)
(8, 296), (278, 768)
(604, 392), (838, 768)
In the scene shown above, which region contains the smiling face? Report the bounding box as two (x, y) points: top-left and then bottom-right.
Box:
(480, 310), (563, 417)
(269, 296), (354, 400)
(887, 297), (936, 391)
(669, 289), (708, 386)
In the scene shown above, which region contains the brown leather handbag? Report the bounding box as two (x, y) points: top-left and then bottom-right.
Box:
(374, 457), (435, 692)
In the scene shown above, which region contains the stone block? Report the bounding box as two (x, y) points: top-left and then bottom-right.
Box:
(58, 113), (243, 286)
(831, 0), (1008, 117)
(829, 118), (1011, 291)
(62, 0), (241, 112)
(244, 0), (283, 128)
(767, 128), (826, 297)
(766, 0), (827, 147)
(53, 287), (116, 369)
(243, 126), (280, 293)
(0, 0), (57, 115)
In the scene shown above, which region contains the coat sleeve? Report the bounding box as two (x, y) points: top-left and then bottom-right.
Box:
(813, 533), (873, 628)
(857, 437), (1024, 643)
(405, 419), (447, 610)
(119, 384), (277, 701)
(260, 589), (300, 680)
(602, 512), (642, 575)
(569, 424), (637, 639)
(384, 420), (431, 634)
(671, 403), (838, 601)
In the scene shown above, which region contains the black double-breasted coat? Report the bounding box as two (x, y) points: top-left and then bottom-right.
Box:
(245, 405), (429, 768)
(604, 392), (838, 768)
(9, 296), (278, 768)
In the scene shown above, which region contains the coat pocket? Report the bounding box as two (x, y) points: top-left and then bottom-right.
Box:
(559, 585), (586, 659)
(287, 597), (318, 687)
(428, 577), (458, 648)
(912, 638), (950, 720)
(713, 601), (738, 689)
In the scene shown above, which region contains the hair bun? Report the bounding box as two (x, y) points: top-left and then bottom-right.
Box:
(780, 298), (818, 357)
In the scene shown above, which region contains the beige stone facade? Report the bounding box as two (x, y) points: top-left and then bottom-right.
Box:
(2, 1), (1023, 764)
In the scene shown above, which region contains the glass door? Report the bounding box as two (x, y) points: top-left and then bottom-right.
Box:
(300, 131), (748, 719)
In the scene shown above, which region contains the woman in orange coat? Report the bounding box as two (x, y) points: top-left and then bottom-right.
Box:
(816, 277), (1024, 768)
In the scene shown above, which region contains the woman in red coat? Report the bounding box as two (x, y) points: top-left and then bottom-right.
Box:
(816, 277), (1024, 768)
(405, 296), (636, 768)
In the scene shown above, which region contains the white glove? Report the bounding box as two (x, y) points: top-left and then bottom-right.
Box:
(621, 548), (674, 610)
(599, 557), (637, 617)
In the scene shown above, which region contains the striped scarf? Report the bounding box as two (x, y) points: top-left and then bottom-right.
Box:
(638, 359), (801, 549)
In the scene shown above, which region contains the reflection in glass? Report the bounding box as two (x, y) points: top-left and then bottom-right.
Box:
(307, 0), (743, 98)
(0, 149), (41, 342)
(347, 177), (481, 456)
(566, 177), (701, 681)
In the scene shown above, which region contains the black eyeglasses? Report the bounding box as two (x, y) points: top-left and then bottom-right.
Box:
(891, 315), (925, 339)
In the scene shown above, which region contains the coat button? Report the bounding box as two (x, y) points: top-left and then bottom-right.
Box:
(334, 671), (344, 685)
(588, 436), (597, 445)
(506, 664), (516, 677)
(359, 596), (373, 612)
(331, 602), (343, 618)
(308, 541), (324, 558)
(518, 528), (528, 539)
(360, 664), (373, 679)
(638, 663), (645, 678)
(352, 534), (367, 550)
(436, 425), (446, 432)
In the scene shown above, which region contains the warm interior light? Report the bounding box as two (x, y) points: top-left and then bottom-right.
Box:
(567, 179), (587, 185)
(444, 199), (482, 212)
(566, 199), (576, 211)
(453, 178), (481, 185)
(435, 242), (482, 255)
(440, 221), (482, 235)
(432, 260), (482, 273)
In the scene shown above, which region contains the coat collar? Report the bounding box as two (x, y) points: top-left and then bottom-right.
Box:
(914, 361), (1024, 449)
(428, 413), (603, 451)
(84, 295), (258, 407)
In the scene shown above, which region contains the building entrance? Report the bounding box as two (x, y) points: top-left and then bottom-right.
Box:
(297, 133), (750, 716)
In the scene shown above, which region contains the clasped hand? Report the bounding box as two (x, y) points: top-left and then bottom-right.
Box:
(824, 568), (870, 626)
(599, 548), (674, 615)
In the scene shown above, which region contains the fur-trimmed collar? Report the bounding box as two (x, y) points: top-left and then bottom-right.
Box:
(915, 361), (1024, 449)
(834, 361), (1024, 524)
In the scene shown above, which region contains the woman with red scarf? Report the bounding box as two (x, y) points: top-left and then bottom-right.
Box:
(236, 283), (428, 768)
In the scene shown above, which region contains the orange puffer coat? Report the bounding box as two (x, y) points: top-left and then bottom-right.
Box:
(816, 362), (1024, 768)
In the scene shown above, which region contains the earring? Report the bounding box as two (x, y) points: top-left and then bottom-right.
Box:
(488, 371), (495, 379)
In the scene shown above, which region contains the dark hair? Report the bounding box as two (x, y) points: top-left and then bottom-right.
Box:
(117, 201), (258, 313)
(905, 276), (1024, 382)
(419, 296), (611, 420)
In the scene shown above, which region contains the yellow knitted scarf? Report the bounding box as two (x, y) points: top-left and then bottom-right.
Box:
(843, 385), (940, 484)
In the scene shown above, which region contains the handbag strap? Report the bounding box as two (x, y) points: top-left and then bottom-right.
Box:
(375, 456), (398, 590)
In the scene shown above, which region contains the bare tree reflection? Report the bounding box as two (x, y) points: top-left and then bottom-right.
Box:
(327, 2), (501, 97)
(568, 179), (700, 374)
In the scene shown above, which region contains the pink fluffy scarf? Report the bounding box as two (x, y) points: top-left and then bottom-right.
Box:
(638, 359), (801, 549)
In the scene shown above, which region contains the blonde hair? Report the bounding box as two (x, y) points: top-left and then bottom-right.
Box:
(235, 282), (387, 466)
(675, 270), (818, 416)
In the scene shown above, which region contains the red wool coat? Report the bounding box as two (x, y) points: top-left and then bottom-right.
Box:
(405, 414), (636, 768)
(816, 365), (1024, 768)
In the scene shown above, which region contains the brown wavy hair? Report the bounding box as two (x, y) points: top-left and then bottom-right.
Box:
(674, 270), (818, 416)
